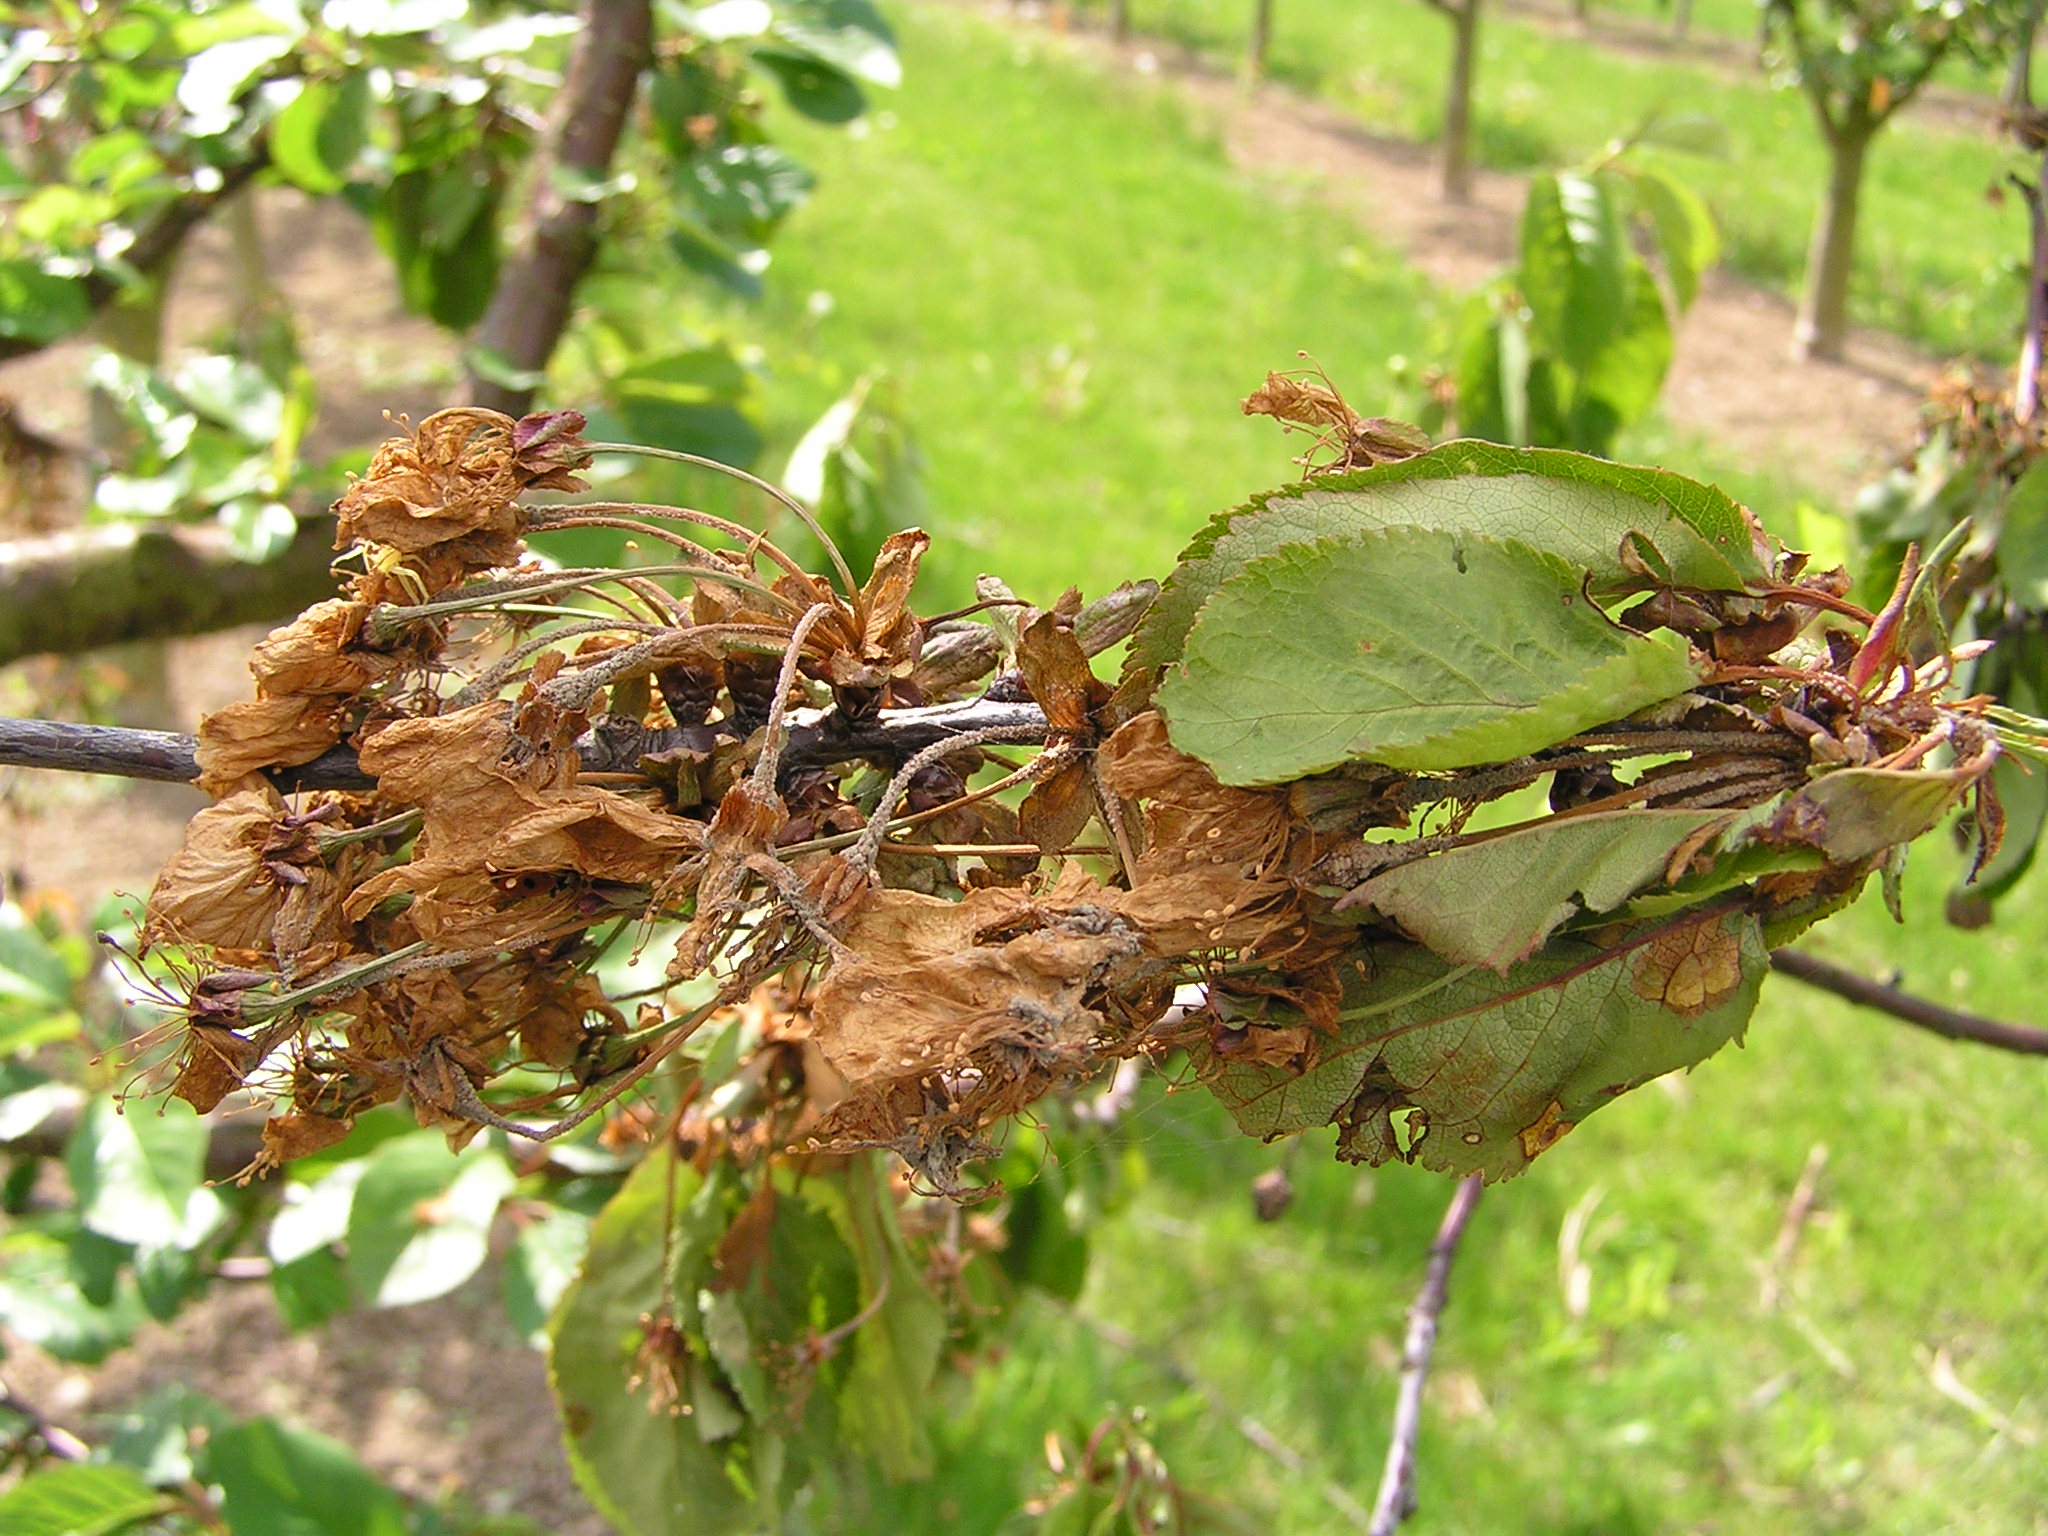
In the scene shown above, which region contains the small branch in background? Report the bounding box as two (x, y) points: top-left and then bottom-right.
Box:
(463, 0), (655, 415)
(1070, 1309), (1374, 1532)
(0, 1380), (91, 1463)
(1768, 949), (2048, 1057)
(1919, 1345), (2040, 1446)
(1368, 1173), (1483, 1536)
(0, 515), (342, 666)
(1757, 1141), (1827, 1312)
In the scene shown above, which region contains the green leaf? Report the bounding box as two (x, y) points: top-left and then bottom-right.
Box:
(100, 1384), (234, 1487)
(548, 1152), (757, 1536)
(319, 0), (469, 36)
(0, 1462), (169, 1536)
(198, 1417), (408, 1536)
(269, 1249), (355, 1332)
(217, 499), (300, 562)
(0, 1232), (143, 1363)
(66, 1096), (208, 1247)
(752, 48), (867, 122)
(1572, 268), (1673, 451)
(176, 34), (297, 136)
(1203, 905), (1766, 1181)
(267, 1161), (367, 1265)
(1520, 171), (1631, 375)
(502, 1207), (591, 1347)
(269, 73), (371, 194)
(1998, 457), (2048, 608)
(684, 143), (815, 244)
(771, 0), (900, 87)
(1345, 808), (1731, 971)
(0, 260), (87, 345)
(831, 1156), (945, 1478)
(345, 1134), (514, 1308)
(1630, 164), (1718, 311)
(1156, 527), (1702, 785)
(1127, 441), (1766, 677)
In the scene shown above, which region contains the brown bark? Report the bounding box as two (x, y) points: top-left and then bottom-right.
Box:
(1439, 0), (1481, 203)
(1110, 0), (1131, 41)
(1791, 119), (1873, 363)
(0, 515), (340, 666)
(462, 0), (655, 415)
(1246, 0), (1274, 80)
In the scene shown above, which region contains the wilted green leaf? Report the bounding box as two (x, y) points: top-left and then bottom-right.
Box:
(199, 1416), (408, 1536)
(1778, 758), (1985, 864)
(1204, 905), (1766, 1181)
(1128, 442), (1766, 677)
(1156, 527), (1701, 784)
(1345, 808), (1730, 971)
(66, 1096), (208, 1247)
(345, 1133), (514, 1308)
(548, 1152), (756, 1536)
(0, 1462), (168, 1536)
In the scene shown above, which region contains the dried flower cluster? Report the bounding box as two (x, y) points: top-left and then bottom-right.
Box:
(134, 403), (2014, 1189)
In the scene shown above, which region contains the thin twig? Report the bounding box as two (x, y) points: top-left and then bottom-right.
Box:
(1369, 1173), (1484, 1536)
(0, 1381), (91, 1463)
(1768, 949), (2048, 1057)
(1758, 1142), (1828, 1312)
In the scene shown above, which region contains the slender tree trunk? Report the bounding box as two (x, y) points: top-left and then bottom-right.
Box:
(2017, 145), (2048, 423)
(1439, 0), (1480, 203)
(1791, 119), (1873, 363)
(2006, 0), (2047, 115)
(1246, 0), (1274, 81)
(1672, 0), (1693, 40)
(1110, 0), (1130, 41)
(463, 0), (654, 415)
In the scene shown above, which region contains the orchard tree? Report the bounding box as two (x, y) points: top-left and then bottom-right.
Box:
(1425, 0), (1483, 200)
(1761, 0), (2022, 361)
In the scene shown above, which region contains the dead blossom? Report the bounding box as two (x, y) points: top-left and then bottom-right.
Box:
(133, 400), (2008, 1188)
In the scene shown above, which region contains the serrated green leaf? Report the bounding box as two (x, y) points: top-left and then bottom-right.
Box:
(0, 1462), (168, 1536)
(1203, 906), (1765, 1181)
(199, 1417), (408, 1536)
(1157, 528), (1702, 785)
(1346, 808), (1729, 971)
(0, 1232), (143, 1364)
(345, 1133), (514, 1308)
(548, 1151), (757, 1536)
(831, 1155), (945, 1479)
(1128, 442), (1765, 677)
(66, 1096), (208, 1247)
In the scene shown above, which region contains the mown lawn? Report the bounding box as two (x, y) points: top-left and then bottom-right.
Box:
(1073, 0), (2029, 357)
(700, 8), (2048, 1532)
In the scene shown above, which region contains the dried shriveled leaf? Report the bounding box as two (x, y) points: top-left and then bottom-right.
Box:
(347, 703), (698, 942)
(1340, 808), (1732, 971)
(145, 785), (290, 952)
(171, 1023), (262, 1113)
(247, 599), (404, 697)
(1202, 904), (1766, 1181)
(1765, 744), (1995, 864)
(1157, 528), (1701, 784)
(193, 695), (349, 797)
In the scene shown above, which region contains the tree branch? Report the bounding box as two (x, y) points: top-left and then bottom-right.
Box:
(1368, 1172), (1483, 1536)
(0, 700), (1055, 794)
(0, 514), (343, 665)
(463, 0), (655, 415)
(1768, 948), (2048, 1057)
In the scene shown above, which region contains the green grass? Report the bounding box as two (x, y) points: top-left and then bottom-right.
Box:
(667, 9), (2048, 1532)
(1077, 0), (2030, 357)
(715, 3), (1833, 613)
